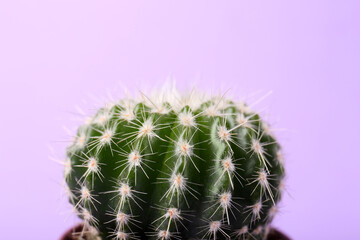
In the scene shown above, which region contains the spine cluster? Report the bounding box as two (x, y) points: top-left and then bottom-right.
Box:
(64, 90), (285, 240)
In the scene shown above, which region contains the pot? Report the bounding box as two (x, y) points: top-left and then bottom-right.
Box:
(60, 224), (290, 240)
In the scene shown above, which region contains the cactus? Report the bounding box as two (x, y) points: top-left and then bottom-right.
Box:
(64, 87), (285, 240)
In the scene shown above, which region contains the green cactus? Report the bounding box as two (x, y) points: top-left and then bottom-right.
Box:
(64, 88), (285, 240)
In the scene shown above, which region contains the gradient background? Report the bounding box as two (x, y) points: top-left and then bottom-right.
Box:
(1, 1), (359, 239)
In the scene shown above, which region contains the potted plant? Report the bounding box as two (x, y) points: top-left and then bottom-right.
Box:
(60, 87), (289, 240)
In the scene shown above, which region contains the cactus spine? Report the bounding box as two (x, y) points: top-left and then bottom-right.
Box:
(65, 87), (285, 240)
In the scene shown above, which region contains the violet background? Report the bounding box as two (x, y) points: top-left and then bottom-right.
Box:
(1, 1), (359, 239)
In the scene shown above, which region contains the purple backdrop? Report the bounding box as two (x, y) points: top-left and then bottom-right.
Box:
(1, 1), (359, 239)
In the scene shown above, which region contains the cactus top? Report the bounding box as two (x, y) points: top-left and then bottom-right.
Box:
(65, 89), (285, 240)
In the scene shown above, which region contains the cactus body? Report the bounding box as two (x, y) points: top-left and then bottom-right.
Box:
(65, 90), (285, 240)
